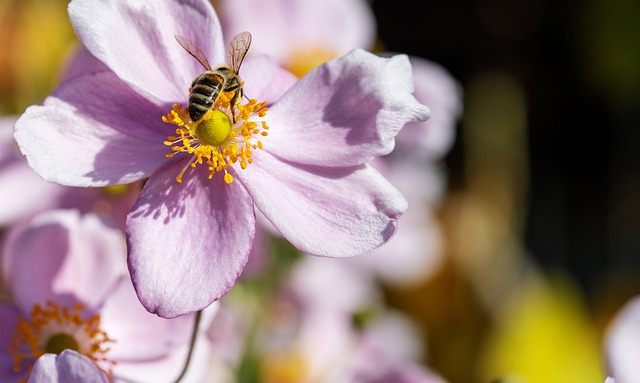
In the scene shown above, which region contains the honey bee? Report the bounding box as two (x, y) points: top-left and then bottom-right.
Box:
(175, 31), (252, 123)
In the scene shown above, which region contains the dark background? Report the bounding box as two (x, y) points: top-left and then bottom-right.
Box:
(372, 0), (640, 305)
(371, 0), (640, 381)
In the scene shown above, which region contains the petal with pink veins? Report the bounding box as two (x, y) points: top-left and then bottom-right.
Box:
(237, 149), (407, 257)
(265, 49), (430, 166)
(68, 0), (224, 103)
(126, 162), (255, 318)
(14, 71), (170, 187)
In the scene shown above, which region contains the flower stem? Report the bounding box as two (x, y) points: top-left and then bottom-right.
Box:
(172, 310), (202, 383)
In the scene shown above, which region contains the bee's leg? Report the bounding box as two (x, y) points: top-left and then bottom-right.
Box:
(226, 85), (242, 124)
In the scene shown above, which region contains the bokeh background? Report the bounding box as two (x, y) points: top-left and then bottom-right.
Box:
(2, 0), (640, 382)
(371, 0), (640, 382)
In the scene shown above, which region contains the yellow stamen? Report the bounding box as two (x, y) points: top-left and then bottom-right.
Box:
(162, 91), (269, 184)
(7, 301), (115, 382)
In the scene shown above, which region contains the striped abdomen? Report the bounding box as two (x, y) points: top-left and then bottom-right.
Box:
(188, 71), (224, 122)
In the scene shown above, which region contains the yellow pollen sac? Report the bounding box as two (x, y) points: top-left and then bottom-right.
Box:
(162, 92), (270, 184)
(194, 109), (232, 146)
(7, 301), (115, 381)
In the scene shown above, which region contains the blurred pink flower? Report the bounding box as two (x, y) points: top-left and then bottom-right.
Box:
(14, 0), (427, 318)
(605, 295), (640, 383)
(231, 256), (447, 383)
(218, 0), (376, 77)
(0, 210), (213, 383)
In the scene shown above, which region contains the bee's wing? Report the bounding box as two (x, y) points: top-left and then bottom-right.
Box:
(175, 35), (213, 71)
(226, 31), (252, 73)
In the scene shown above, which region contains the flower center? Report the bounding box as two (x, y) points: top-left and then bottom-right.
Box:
(194, 109), (232, 146)
(163, 92), (269, 184)
(285, 45), (337, 77)
(7, 301), (114, 381)
(44, 333), (80, 354)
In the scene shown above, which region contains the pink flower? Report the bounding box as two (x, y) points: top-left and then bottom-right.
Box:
(0, 210), (213, 382)
(14, 0), (428, 318)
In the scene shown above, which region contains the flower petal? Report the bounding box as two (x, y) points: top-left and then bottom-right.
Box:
(219, 0), (375, 64)
(397, 56), (463, 159)
(265, 49), (430, 166)
(14, 71), (169, 187)
(3, 210), (127, 313)
(606, 295), (640, 383)
(108, 303), (217, 383)
(241, 55), (298, 105)
(60, 45), (110, 82)
(68, 0), (224, 103)
(236, 150), (407, 257)
(27, 350), (109, 383)
(100, 277), (193, 360)
(126, 161), (255, 318)
(0, 117), (66, 225)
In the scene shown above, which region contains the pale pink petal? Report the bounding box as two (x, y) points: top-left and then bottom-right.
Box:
(265, 49), (430, 166)
(100, 277), (193, 360)
(219, 0), (375, 64)
(240, 55), (298, 105)
(3, 210), (127, 312)
(60, 45), (109, 82)
(354, 209), (443, 288)
(289, 256), (379, 313)
(352, 364), (448, 383)
(0, 117), (66, 225)
(606, 295), (640, 383)
(27, 350), (109, 383)
(298, 309), (358, 381)
(351, 157), (445, 287)
(126, 162), (255, 318)
(0, 304), (21, 381)
(349, 312), (443, 383)
(14, 71), (169, 187)
(237, 150), (407, 257)
(111, 304), (216, 383)
(398, 56), (462, 160)
(68, 0), (224, 103)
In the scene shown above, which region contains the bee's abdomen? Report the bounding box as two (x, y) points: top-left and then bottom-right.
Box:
(188, 72), (224, 121)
